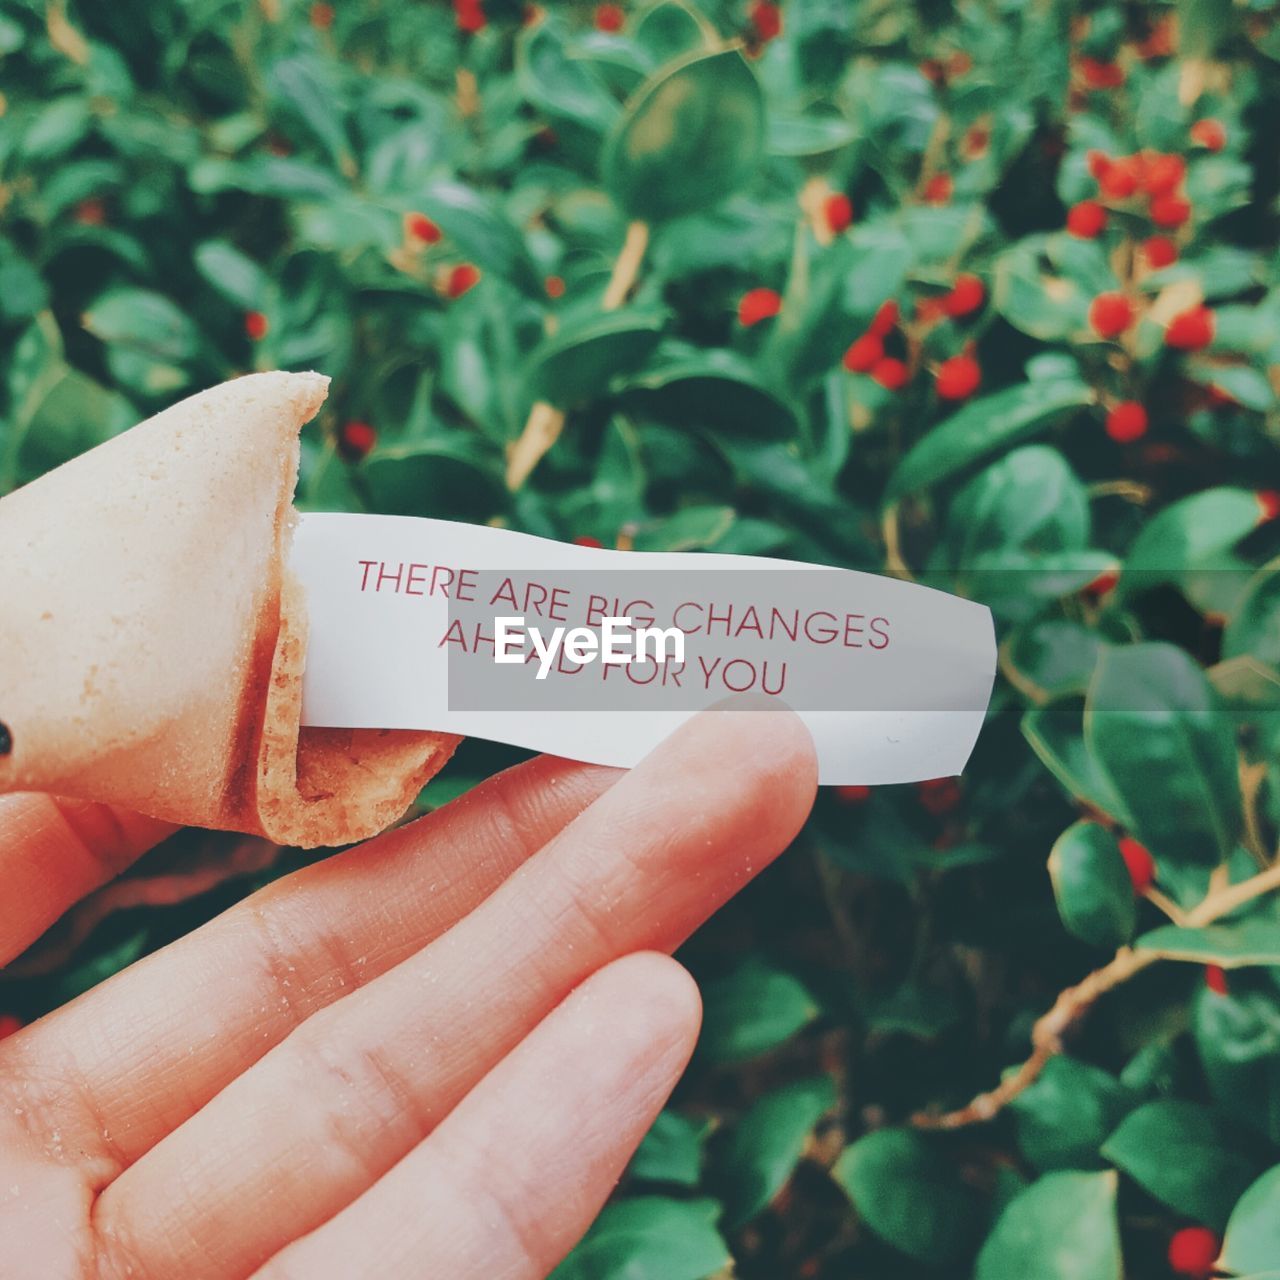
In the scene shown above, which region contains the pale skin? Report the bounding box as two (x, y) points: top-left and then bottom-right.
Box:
(0, 707), (817, 1279)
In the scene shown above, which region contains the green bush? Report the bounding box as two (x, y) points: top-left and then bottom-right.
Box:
(5, 0), (1280, 1274)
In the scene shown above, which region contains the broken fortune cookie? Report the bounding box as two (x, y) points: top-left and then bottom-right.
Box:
(0, 372), (460, 847)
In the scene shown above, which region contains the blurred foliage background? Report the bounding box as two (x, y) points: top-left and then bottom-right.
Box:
(6, 0), (1280, 1274)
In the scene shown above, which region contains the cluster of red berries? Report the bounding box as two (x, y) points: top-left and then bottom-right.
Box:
(841, 300), (908, 390)
(454, 0), (486, 33)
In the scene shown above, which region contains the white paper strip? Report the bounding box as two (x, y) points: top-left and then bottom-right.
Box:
(291, 512), (997, 785)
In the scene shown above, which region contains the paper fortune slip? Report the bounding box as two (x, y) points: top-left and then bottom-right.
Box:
(292, 513), (998, 785)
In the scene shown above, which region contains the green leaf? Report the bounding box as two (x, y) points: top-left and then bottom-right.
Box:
(632, 505), (735, 552)
(1136, 916), (1280, 968)
(525, 308), (667, 405)
(698, 957), (819, 1063)
(550, 1197), (730, 1280)
(360, 439), (509, 523)
(717, 1076), (836, 1227)
(1222, 1166), (1280, 1275)
(1010, 1057), (1135, 1172)
(1085, 643), (1242, 866)
(602, 49), (765, 222)
(630, 1111), (711, 1188)
(1023, 698), (1128, 820)
(831, 1128), (982, 1265)
(1048, 823), (1136, 950)
(1225, 558), (1280, 670)
(634, 3), (713, 63)
(977, 1171), (1121, 1280)
(194, 240), (270, 311)
(1102, 1100), (1263, 1231)
(1004, 620), (1106, 701)
(82, 288), (200, 365)
(619, 345), (798, 438)
(887, 379), (1092, 501)
(517, 22), (620, 134)
(1119, 488), (1261, 601)
(418, 181), (543, 297)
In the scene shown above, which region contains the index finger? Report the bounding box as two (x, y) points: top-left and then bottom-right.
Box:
(0, 795), (176, 965)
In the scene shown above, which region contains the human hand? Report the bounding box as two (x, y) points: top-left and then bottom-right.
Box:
(0, 706), (816, 1279)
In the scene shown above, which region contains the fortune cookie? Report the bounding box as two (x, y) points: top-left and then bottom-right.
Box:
(0, 372), (459, 847)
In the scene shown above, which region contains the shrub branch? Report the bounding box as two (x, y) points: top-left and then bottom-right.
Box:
(914, 857), (1280, 1130)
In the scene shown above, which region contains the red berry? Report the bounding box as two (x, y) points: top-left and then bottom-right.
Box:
(594, 3), (624, 31)
(871, 357), (910, 391)
(0, 1014), (22, 1041)
(1165, 305), (1215, 351)
(73, 197), (107, 226)
(310, 1), (334, 29)
(962, 125), (990, 159)
(1190, 118), (1226, 152)
(1087, 150), (1113, 181)
(1150, 192), (1192, 228)
(842, 332), (883, 373)
(1088, 292), (1135, 339)
(338, 420), (377, 462)
(406, 212), (442, 244)
(923, 173), (953, 204)
(1099, 159), (1139, 200)
(544, 275), (566, 299)
(935, 354), (981, 401)
(942, 273), (985, 318)
(1066, 200), (1107, 238)
(749, 0), (782, 42)
(1082, 568), (1120, 600)
(1141, 235), (1179, 269)
(824, 192), (854, 234)
(1257, 490), (1280, 522)
(244, 310), (269, 341)
(1205, 964), (1230, 996)
(1079, 56), (1125, 89)
(1105, 401), (1148, 443)
(573, 535), (604, 548)
(454, 0), (486, 32)
(917, 777), (961, 815)
(1168, 1226), (1220, 1277)
(1117, 836), (1155, 893)
(835, 784), (872, 806)
(738, 287), (782, 327)
(869, 299), (900, 336)
(1144, 153), (1186, 196)
(446, 263), (481, 299)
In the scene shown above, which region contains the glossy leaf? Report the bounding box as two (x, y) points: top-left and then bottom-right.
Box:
(1222, 1166), (1280, 1275)
(549, 1197), (730, 1280)
(1048, 823), (1136, 950)
(887, 379), (1092, 501)
(1136, 917), (1280, 968)
(717, 1076), (836, 1226)
(697, 957), (819, 1063)
(1101, 1100), (1263, 1230)
(832, 1128), (982, 1265)
(524, 308), (667, 405)
(602, 50), (765, 222)
(976, 1171), (1121, 1280)
(1085, 643), (1241, 866)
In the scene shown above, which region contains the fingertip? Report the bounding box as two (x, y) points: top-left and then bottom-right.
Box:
(578, 952), (702, 1060)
